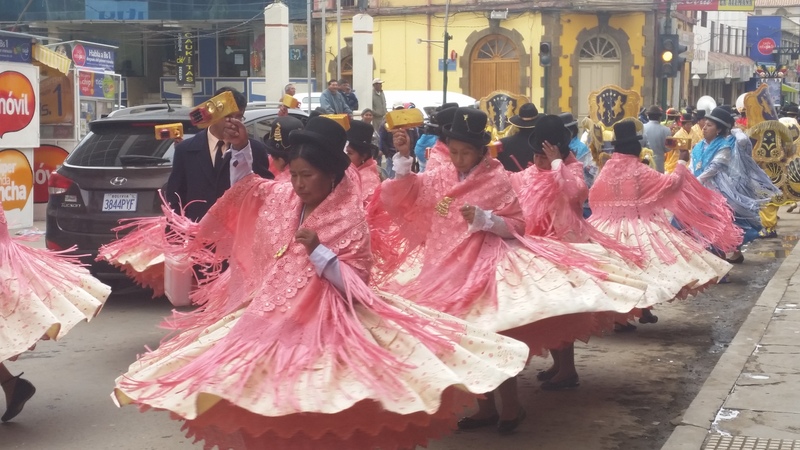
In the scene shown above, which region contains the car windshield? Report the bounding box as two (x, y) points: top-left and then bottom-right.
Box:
(67, 122), (184, 167)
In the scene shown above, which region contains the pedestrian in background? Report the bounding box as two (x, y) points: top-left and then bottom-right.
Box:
(642, 105), (670, 173)
(338, 79), (359, 111)
(319, 80), (353, 116)
(371, 78), (387, 132)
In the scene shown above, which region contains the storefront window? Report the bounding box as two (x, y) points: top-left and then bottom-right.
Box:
(218, 32), (251, 77)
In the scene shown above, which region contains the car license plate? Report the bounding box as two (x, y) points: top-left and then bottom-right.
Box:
(102, 193), (138, 212)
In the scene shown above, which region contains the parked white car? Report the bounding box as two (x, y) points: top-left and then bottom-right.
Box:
(293, 90), (477, 118)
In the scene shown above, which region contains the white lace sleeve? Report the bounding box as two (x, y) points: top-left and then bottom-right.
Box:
(467, 207), (515, 238)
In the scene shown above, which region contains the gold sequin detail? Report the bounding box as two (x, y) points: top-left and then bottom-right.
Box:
(435, 197), (455, 216)
(274, 244), (288, 259)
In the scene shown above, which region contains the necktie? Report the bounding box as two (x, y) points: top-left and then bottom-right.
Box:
(213, 141), (224, 168)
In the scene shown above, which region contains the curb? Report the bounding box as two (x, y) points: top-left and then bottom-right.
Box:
(661, 246), (800, 450)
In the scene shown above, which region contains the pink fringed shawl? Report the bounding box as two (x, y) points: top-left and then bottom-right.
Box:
(424, 140), (450, 173)
(589, 153), (742, 263)
(510, 157), (644, 266)
(137, 167), (461, 406)
(357, 158), (381, 206)
(375, 157), (602, 318)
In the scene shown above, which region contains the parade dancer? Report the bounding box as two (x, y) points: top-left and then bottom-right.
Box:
(375, 108), (647, 434)
(588, 121), (739, 307)
(112, 117), (529, 450)
(507, 115), (663, 389)
(0, 202), (110, 422)
(345, 120), (382, 205)
(690, 107), (776, 263)
(265, 116), (304, 182)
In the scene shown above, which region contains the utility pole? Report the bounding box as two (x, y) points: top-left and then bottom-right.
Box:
(661, 0), (672, 107)
(442, 0), (452, 104)
(336, 0), (341, 81)
(306, 0), (312, 113)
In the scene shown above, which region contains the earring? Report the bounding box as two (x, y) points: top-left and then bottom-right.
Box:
(331, 179), (335, 191)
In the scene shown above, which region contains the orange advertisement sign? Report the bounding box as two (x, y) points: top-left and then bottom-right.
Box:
(33, 145), (68, 203)
(0, 149), (33, 210)
(0, 71), (36, 138)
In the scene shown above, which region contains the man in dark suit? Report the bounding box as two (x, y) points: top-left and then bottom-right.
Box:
(166, 87), (272, 221)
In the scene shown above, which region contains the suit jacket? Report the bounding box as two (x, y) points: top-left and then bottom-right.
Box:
(166, 129), (272, 221)
(499, 129), (536, 172)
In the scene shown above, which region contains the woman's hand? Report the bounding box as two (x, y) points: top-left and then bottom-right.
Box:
(460, 204), (477, 224)
(392, 129), (412, 158)
(295, 228), (320, 255)
(542, 140), (563, 163)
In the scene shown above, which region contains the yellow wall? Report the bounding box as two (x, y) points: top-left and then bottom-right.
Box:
(323, 12), (542, 99)
(558, 13), (647, 112)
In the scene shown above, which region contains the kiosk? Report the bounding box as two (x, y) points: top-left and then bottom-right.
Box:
(36, 40), (122, 219)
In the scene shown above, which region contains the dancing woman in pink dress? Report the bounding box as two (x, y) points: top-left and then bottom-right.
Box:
(588, 120), (740, 302)
(265, 116), (304, 182)
(507, 115), (666, 390)
(374, 108), (648, 434)
(345, 120), (382, 205)
(0, 202), (110, 422)
(112, 117), (529, 450)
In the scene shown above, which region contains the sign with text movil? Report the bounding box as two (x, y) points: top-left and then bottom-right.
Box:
(72, 43), (116, 71)
(0, 148), (34, 227)
(0, 65), (40, 150)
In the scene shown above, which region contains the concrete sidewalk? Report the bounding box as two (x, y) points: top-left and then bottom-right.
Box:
(663, 225), (800, 449)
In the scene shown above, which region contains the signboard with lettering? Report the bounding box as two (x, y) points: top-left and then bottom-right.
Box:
(85, 0), (148, 20)
(0, 147), (34, 227)
(33, 144), (68, 204)
(0, 66), (40, 150)
(40, 74), (75, 125)
(0, 37), (31, 64)
(176, 32), (196, 87)
(78, 70), (117, 99)
(676, 0), (754, 11)
(748, 16), (781, 64)
(71, 42), (116, 71)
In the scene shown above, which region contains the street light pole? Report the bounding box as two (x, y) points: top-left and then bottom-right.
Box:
(442, 0), (451, 104)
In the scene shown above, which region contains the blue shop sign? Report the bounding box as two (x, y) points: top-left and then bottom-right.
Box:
(0, 37), (31, 64)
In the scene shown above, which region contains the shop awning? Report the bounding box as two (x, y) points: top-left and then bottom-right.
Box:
(32, 44), (71, 76)
(782, 83), (799, 94)
(708, 52), (756, 80)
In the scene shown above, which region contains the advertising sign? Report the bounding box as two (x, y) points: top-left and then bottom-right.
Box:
(0, 36), (31, 64)
(0, 148), (34, 226)
(71, 42), (116, 71)
(40, 74), (75, 125)
(176, 32), (196, 87)
(33, 144), (68, 204)
(676, 0), (754, 11)
(0, 66), (40, 150)
(747, 16), (781, 64)
(78, 70), (116, 99)
(85, 0), (148, 20)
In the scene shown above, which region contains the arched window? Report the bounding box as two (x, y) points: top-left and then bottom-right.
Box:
(474, 35), (518, 60)
(579, 36), (620, 60)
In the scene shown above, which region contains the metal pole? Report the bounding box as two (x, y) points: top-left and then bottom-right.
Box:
(307, 0), (312, 113)
(661, 0), (672, 107)
(543, 66), (549, 113)
(322, 0), (327, 88)
(336, 0), (341, 81)
(442, 0), (451, 104)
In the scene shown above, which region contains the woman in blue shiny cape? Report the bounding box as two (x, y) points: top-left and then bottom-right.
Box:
(690, 107), (778, 260)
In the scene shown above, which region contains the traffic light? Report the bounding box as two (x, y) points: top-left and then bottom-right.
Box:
(658, 34), (687, 78)
(539, 42), (552, 67)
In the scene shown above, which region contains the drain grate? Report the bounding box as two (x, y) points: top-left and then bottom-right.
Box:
(705, 435), (800, 450)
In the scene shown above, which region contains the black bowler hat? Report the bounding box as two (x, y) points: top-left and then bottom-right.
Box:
(429, 102), (459, 126)
(266, 116), (304, 159)
(289, 116), (347, 155)
(558, 112), (578, 128)
(527, 115), (572, 156)
(443, 107), (492, 148)
(678, 113), (693, 125)
(612, 120), (643, 155)
(509, 103), (540, 129)
(706, 107), (734, 131)
(346, 120), (377, 155)
(434, 105), (459, 128)
(693, 109), (706, 121)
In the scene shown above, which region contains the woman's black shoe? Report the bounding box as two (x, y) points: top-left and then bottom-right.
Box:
(457, 414), (499, 430)
(2, 374), (35, 422)
(497, 407), (526, 435)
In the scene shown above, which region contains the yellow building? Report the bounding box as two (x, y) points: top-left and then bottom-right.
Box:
(316, 1), (659, 115)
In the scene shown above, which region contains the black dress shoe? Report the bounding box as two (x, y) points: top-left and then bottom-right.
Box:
(457, 414), (499, 430)
(726, 253), (745, 264)
(540, 375), (580, 391)
(497, 407), (526, 435)
(536, 370), (556, 381)
(2, 375), (35, 422)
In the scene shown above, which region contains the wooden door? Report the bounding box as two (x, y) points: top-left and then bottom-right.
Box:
(577, 36), (622, 118)
(470, 35), (520, 100)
